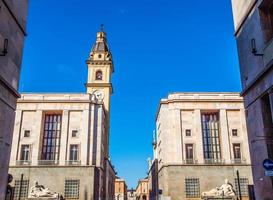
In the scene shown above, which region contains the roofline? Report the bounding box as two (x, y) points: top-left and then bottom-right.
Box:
(155, 92), (243, 122)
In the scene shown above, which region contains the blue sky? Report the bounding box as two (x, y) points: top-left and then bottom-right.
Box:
(20, 0), (240, 188)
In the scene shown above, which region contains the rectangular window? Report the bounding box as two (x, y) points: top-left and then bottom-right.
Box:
(185, 129), (191, 137)
(234, 178), (249, 197)
(24, 130), (30, 137)
(20, 145), (31, 161)
(69, 145), (79, 161)
(233, 143), (241, 163)
(185, 178), (200, 198)
(72, 130), (78, 137)
(185, 144), (194, 164)
(41, 114), (62, 161)
(65, 180), (80, 199)
(259, 1), (273, 43)
(14, 180), (29, 199)
(201, 113), (221, 163)
(232, 129), (238, 136)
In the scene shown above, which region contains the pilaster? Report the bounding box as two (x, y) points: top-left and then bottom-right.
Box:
(219, 109), (231, 163)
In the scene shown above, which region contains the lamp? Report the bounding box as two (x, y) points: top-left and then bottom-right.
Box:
(251, 38), (263, 56)
(0, 39), (8, 56)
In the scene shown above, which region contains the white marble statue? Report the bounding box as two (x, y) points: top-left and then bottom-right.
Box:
(201, 179), (236, 198)
(29, 181), (59, 198)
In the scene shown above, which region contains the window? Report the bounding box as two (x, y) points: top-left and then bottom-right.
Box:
(69, 145), (79, 161)
(14, 180), (29, 199)
(95, 70), (103, 80)
(41, 114), (62, 161)
(260, 1), (273, 42)
(185, 144), (194, 164)
(261, 93), (273, 160)
(234, 178), (249, 197)
(24, 130), (30, 137)
(185, 178), (200, 198)
(65, 180), (80, 199)
(72, 130), (78, 138)
(201, 113), (221, 163)
(20, 145), (31, 161)
(185, 129), (191, 137)
(233, 143), (241, 163)
(232, 129), (238, 136)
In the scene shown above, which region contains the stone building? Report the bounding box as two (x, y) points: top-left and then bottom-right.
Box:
(115, 178), (128, 200)
(8, 29), (116, 200)
(136, 178), (149, 200)
(150, 93), (253, 200)
(0, 0), (28, 199)
(230, 1), (273, 199)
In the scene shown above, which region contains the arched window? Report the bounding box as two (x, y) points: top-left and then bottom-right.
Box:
(95, 70), (102, 80)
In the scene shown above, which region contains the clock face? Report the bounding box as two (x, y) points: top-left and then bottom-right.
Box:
(93, 90), (105, 100)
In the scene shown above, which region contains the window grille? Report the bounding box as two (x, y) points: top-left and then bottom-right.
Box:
(14, 180), (29, 199)
(234, 178), (249, 197)
(65, 180), (80, 199)
(41, 114), (62, 161)
(185, 178), (200, 198)
(20, 145), (31, 161)
(201, 113), (221, 162)
(69, 145), (79, 161)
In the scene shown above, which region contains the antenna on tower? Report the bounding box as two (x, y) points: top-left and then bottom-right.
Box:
(100, 24), (104, 32)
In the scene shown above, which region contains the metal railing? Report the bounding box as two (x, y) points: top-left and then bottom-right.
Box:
(231, 158), (247, 164)
(66, 160), (81, 166)
(183, 159), (198, 164)
(38, 160), (59, 165)
(16, 160), (32, 166)
(204, 158), (225, 164)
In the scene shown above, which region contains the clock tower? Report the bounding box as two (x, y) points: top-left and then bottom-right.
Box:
(86, 26), (114, 157)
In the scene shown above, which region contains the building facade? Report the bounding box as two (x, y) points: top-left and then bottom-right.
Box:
(115, 178), (128, 200)
(231, 1), (273, 199)
(0, 0), (28, 199)
(151, 93), (253, 200)
(8, 29), (115, 200)
(136, 178), (149, 200)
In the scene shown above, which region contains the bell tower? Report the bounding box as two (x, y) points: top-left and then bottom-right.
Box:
(86, 25), (114, 157)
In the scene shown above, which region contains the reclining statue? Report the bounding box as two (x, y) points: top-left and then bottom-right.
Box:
(201, 179), (236, 198)
(29, 181), (59, 198)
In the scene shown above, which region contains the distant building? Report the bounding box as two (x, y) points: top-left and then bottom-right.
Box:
(136, 178), (149, 200)
(127, 189), (137, 200)
(230, 1), (273, 199)
(115, 178), (128, 200)
(0, 0), (28, 199)
(8, 29), (116, 200)
(150, 93), (253, 200)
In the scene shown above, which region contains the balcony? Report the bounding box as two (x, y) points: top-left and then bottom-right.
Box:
(16, 160), (32, 166)
(204, 158), (225, 164)
(231, 158), (247, 164)
(38, 160), (59, 165)
(183, 159), (198, 164)
(66, 160), (81, 166)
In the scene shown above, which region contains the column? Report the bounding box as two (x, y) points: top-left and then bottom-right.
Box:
(9, 110), (22, 166)
(59, 110), (69, 165)
(219, 109), (231, 164)
(81, 108), (90, 165)
(194, 109), (204, 163)
(32, 110), (43, 165)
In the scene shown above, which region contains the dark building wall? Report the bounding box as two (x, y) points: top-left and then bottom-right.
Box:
(0, 0), (28, 199)
(232, 0), (273, 199)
